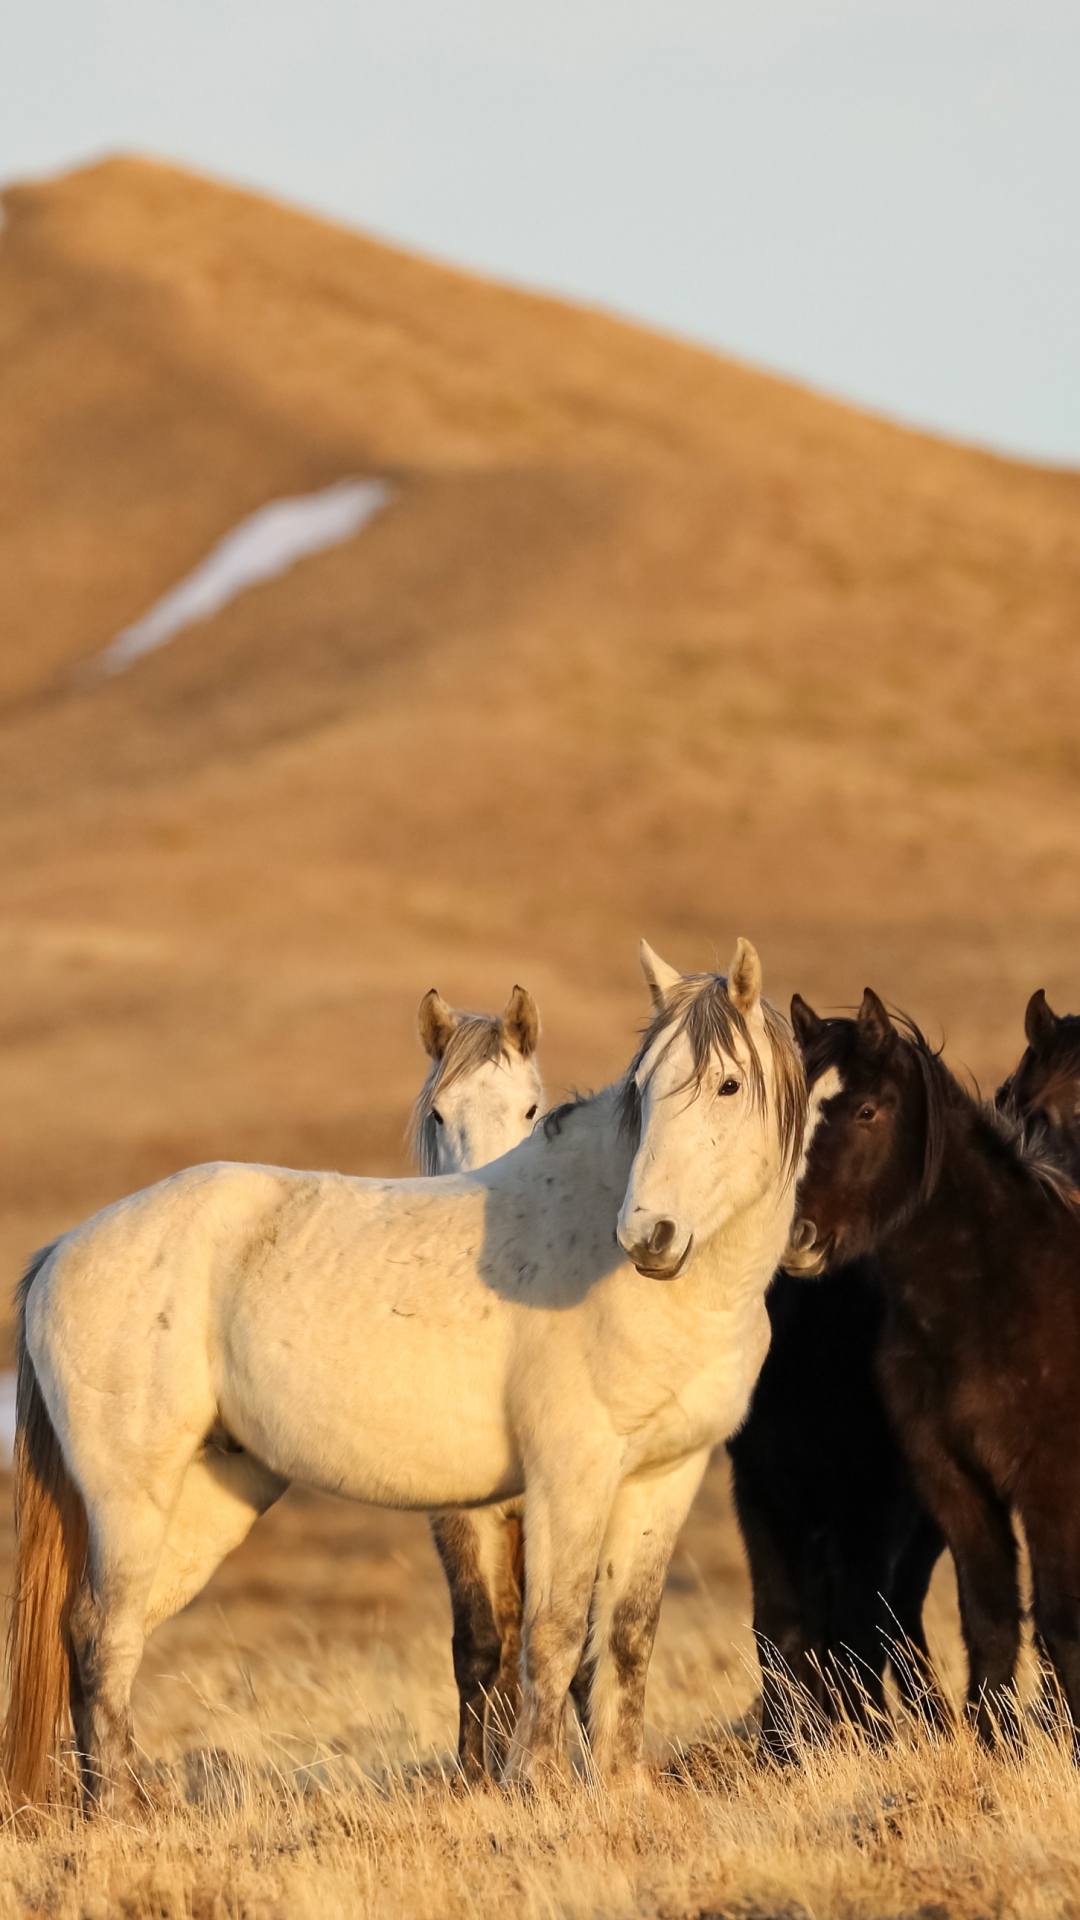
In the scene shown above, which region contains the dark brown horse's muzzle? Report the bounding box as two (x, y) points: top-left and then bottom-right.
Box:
(782, 1217), (831, 1277)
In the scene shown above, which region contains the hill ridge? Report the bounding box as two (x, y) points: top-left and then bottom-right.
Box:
(0, 154), (1077, 1347)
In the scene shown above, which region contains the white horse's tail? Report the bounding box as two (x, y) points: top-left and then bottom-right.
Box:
(1, 1247), (87, 1807)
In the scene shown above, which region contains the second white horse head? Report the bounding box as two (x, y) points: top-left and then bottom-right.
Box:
(412, 985), (543, 1174)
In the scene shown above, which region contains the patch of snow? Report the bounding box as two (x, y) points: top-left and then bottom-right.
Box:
(96, 478), (391, 675)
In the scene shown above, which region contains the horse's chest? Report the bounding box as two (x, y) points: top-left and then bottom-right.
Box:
(598, 1298), (771, 1467)
(884, 1292), (1030, 1478)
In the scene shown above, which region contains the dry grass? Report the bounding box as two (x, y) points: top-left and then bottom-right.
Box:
(2, 1460), (1075, 1919)
(10, 1729), (1080, 1920)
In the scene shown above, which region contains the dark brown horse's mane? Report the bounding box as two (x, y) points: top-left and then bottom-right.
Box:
(618, 973), (808, 1180)
(980, 1099), (1080, 1203)
(815, 1009), (1079, 1211)
(996, 1017), (1080, 1123)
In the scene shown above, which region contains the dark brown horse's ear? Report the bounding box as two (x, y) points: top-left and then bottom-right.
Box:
(1025, 988), (1058, 1051)
(418, 988), (459, 1061)
(857, 988), (895, 1057)
(502, 985), (540, 1058)
(790, 993), (824, 1050)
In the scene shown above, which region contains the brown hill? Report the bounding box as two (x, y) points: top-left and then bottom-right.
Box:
(1, 154), (1079, 1343)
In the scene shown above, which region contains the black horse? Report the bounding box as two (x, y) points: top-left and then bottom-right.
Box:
(730, 987), (1080, 1760)
(727, 1264), (942, 1757)
(790, 988), (1080, 1746)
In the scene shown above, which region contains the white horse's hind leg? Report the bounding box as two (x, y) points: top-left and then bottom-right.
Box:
(145, 1447), (287, 1634)
(582, 1447), (711, 1781)
(67, 1449), (284, 1808)
(68, 1488), (178, 1812)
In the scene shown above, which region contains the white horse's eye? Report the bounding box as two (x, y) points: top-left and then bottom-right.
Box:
(718, 1078), (741, 1097)
(526, 1105), (538, 1121)
(432, 1109), (444, 1126)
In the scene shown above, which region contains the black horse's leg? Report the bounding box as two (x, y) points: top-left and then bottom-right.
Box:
(729, 1449), (823, 1762)
(825, 1553), (890, 1738)
(884, 1510), (950, 1728)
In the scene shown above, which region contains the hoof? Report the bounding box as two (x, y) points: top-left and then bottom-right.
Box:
(662, 1742), (734, 1790)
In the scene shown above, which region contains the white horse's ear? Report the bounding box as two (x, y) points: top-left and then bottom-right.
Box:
(727, 938), (762, 1016)
(639, 939), (682, 1010)
(502, 985), (540, 1058)
(418, 989), (459, 1061)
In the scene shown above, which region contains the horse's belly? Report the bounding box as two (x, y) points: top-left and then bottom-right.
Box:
(320, 1414), (520, 1510)
(220, 1313), (519, 1511)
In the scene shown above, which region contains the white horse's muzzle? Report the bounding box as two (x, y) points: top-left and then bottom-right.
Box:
(617, 1212), (694, 1280)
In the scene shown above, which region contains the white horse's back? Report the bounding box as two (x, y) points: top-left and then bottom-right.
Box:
(26, 1099), (633, 1513)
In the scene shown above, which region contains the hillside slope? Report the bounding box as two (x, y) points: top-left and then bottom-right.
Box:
(1, 156), (1079, 1334)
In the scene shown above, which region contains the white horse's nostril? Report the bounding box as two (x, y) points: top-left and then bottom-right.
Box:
(649, 1219), (678, 1256)
(616, 1214), (693, 1278)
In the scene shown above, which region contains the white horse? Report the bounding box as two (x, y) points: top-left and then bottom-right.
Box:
(409, 983), (545, 1777)
(3, 939), (807, 1810)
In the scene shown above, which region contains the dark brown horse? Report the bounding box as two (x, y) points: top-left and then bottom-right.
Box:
(729, 989), (1080, 1761)
(790, 988), (1080, 1745)
(997, 990), (1080, 1182)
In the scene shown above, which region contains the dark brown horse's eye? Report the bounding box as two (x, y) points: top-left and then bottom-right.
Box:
(857, 1103), (876, 1122)
(719, 1078), (741, 1097)
(432, 1109), (444, 1125)
(526, 1105), (538, 1121)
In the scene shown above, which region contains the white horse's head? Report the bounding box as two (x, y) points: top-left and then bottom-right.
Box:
(410, 986), (544, 1175)
(616, 939), (807, 1278)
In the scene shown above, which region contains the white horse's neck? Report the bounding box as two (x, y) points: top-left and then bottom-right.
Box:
(496, 1082), (628, 1179)
(679, 1173), (794, 1314)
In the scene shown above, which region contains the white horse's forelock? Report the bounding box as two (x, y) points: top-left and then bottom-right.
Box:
(410, 1012), (505, 1173)
(620, 971), (808, 1179)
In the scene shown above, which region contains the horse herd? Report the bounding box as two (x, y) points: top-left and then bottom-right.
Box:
(3, 939), (1080, 1815)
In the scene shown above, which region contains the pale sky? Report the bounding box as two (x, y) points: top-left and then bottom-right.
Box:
(3, 1), (1078, 465)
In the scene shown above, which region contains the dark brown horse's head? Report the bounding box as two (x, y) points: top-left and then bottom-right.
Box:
(997, 990), (1080, 1135)
(783, 989), (945, 1273)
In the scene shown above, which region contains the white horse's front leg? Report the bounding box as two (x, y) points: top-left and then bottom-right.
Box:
(583, 1446), (712, 1782)
(505, 1457), (620, 1788)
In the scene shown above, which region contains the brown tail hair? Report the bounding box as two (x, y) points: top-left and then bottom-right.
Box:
(1, 1247), (88, 1806)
